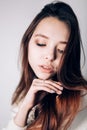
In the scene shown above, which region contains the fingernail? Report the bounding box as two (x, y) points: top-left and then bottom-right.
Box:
(51, 90), (55, 93)
(59, 91), (62, 94)
(61, 87), (63, 90)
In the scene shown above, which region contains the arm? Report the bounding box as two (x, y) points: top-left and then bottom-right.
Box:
(1, 79), (63, 130)
(14, 79), (63, 127)
(2, 119), (27, 130)
(1, 106), (27, 130)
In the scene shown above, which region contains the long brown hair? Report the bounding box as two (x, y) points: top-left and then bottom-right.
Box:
(12, 1), (87, 130)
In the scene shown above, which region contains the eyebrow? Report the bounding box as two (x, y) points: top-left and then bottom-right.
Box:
(35, 34), (49, 39)
(35, 33), (68, 44)
(59, 41), (68, 44)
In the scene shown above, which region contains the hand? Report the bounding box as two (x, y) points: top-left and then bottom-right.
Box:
(14, 79), (63, 127)
(30, 78), (63, 95)
(21, 79), (63, 109)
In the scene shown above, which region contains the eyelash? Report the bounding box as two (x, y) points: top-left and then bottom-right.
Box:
(36, 43), (64, 54)
(36, 43), (46, 46)
(57, 49), (64, 54)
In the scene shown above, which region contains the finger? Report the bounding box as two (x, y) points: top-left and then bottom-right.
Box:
(42, 80), (63, 91)
(32, 81), (62, 95)
(32, 83), (56, 94)
(33, 78), (63, 90)
(32, 79), (63, 94)
(44, 82), (62, 94)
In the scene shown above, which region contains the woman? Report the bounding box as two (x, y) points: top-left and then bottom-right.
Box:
(2, 1), (87, 130)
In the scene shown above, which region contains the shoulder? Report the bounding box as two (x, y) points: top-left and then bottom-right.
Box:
(68, 95), (87, 130)
(69, 94), (87, 130)
(69, 108), (87, 130)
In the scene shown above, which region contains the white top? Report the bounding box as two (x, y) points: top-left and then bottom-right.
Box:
(2, 96), (87, 130)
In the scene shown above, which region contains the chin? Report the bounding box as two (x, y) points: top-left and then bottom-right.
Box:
(36, 73), (52, 80)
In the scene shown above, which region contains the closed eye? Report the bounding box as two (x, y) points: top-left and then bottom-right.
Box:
(57, 49), (64, 54)
(36, 43), (46, 46)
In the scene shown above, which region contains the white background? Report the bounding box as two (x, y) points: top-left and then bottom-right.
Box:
(0, 0), (87, 129)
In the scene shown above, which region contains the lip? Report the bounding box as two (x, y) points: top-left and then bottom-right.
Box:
(39, 65), (54, 73)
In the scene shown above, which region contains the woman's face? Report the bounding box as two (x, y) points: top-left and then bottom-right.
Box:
(28, 17), (70, 80)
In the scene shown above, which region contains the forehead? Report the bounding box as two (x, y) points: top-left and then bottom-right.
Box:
(33, 17), (70, 43)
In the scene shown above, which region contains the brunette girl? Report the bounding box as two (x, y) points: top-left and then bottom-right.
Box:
(2, 1), (87, 130)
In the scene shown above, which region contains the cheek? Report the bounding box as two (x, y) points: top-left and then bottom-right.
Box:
(54, 58), (62, 70)
(28, 44), (40, 64)
(28, 44), (34, 63)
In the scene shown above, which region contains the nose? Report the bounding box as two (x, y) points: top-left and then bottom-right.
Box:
(44, 48), (56, 61)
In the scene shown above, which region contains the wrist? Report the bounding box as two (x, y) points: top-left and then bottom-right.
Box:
(14, 107), (28, 127)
